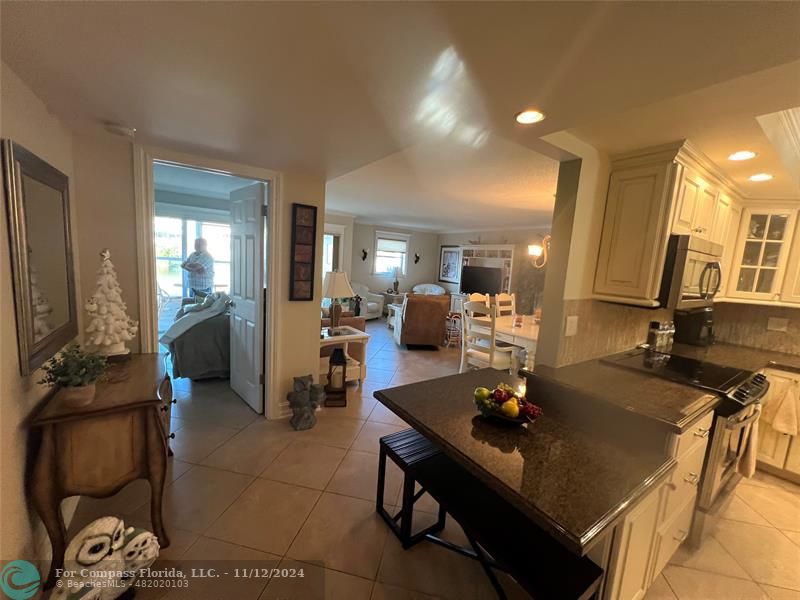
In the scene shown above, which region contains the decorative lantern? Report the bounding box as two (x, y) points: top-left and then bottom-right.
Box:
(325, 348), (348, 407)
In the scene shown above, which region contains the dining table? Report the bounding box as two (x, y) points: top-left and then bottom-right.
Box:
(472, 314), (539, 351)
(374, 368), (675, 557)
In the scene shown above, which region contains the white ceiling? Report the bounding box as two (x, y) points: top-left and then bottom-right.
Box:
(2, 2), (799, 229)
(153, 162), (257, 200)
(571, 61), (800, 200)
(326, 136), (559, 232)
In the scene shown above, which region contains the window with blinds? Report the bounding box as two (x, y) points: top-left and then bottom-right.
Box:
(374, 231), (410, 276)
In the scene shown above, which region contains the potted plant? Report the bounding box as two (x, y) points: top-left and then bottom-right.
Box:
(39, 345), (107, 407)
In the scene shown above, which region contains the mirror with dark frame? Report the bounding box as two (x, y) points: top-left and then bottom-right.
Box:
(3, 140), (77, 375)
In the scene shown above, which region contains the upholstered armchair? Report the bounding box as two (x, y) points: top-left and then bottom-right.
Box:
(350, 282), (384, 320)
(393, 294), (450, 347)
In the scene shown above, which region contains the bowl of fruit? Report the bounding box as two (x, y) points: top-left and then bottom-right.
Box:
(473, 382), (543, 426)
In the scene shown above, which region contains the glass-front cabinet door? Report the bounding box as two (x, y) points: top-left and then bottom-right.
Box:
(729, 208), (797, 301)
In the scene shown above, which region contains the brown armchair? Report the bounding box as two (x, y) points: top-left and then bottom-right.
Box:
(393, 294), (450, 347)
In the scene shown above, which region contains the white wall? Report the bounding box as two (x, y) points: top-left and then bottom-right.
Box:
(349, 223), (439, 291)
(436, 228), (549, 313)
(273, 173), (327, 416)
(542, 131), (611, 300)
(0, 61), (79, 562)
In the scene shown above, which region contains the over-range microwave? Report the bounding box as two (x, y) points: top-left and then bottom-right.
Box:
(658, 235), (723, 310)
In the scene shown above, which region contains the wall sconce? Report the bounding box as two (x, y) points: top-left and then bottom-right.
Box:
(361, 249), (368, 262)
(414, 253), (420, 264)
(528, 235), (551, 269)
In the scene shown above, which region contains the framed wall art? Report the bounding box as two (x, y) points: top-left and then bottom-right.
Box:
(290, 203), (317, 301)
(438, 245), (461, 284)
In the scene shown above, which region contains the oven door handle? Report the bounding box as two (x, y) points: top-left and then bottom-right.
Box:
(726, 407), (761, 431)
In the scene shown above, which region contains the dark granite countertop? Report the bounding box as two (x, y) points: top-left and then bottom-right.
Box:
(374, 369), (675, 555)
(533, 360), (718, 433)
(671, 342), (800, 375)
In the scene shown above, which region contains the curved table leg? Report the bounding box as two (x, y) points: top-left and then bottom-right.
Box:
(30, 426), (66, 590)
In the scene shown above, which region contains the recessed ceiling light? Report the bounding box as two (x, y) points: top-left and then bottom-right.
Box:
(749, 173), (773, 182)
(515, 110), (545, 125)
(728, 150), (757, 161)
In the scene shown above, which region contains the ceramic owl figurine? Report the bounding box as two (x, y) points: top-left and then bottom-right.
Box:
(52, 517), (160, 600)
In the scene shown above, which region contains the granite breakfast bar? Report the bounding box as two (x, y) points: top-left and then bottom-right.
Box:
(374, 369), (677, 557)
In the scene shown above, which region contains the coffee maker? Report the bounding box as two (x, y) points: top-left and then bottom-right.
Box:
(673, 307), (715, 346)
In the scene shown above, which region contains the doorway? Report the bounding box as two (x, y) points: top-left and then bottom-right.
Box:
(151, 160), (270, 414)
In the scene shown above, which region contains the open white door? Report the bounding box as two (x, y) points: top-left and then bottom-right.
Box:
(229, 182), (267, 413)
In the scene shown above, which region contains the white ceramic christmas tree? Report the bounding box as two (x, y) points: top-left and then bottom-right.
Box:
(85, 249), (138, 356)
(30, 261), (54, 342)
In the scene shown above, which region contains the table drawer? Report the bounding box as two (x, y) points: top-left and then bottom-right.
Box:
(653, 493), (695, 579)
(662, 439), (705, 523)
(673, 411), (714, 458)
(496, 332), (515, 344)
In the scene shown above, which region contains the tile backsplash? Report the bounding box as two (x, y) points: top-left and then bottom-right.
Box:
(713, 302), (800, 355)
(556, 299), (673, 366)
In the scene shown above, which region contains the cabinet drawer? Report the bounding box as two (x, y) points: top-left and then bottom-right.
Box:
(663, 440), (705, 523)
(673, 411), (714, 458)
(653, 493), (695, 579)
(496, 332), (515, 344)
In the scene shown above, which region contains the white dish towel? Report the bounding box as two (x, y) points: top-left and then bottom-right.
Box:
(761, 379), (800, 436)
(738, 404), (761, 478)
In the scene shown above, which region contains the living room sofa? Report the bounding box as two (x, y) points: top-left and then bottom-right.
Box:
(393, 294), (450, 347)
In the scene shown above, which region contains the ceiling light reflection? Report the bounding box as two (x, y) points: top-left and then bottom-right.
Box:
(414, 47), (490, 149)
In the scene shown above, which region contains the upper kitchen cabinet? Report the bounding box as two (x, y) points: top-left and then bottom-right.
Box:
(727, 207), (797, 302)
(779, 219), (800, 304)
(593, 160), (677, 307)
(593, 141), (742, 307)
(672, 168), (720, 240)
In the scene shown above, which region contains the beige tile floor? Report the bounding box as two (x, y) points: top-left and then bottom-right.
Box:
(67, 319), (800, 599)
(646, 470), (800, 600)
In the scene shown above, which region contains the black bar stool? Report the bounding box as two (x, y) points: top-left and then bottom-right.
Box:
(376, 428), (447, 548)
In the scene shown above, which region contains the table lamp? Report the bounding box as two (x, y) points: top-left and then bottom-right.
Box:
(322, 271), (355, 329)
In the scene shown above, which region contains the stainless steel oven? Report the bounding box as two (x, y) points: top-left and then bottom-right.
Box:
(698, 403), (762, 509)
(659, 235), (723, 310)
(690, 400), (764, 546)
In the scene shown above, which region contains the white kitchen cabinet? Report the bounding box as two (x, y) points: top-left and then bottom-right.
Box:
(606, 411), (712, 600)
(710, 194), (733, 247)
(593, 161), (677, 307)
(757, 369), (800, 472)
(593, 141), (743, 308)
(672, 169), (701, 235)
(717, 200), (742, 298)
(758, 423), (792, 468)
(671, 169), (720, 241)
(606, 480), (665, 600)
(780, 221), (800, 304)
(783, 437), (800, 476)
(728, 208), (798, 302)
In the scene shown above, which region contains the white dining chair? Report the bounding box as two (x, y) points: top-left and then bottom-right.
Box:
(494, 293), (516, 317)
(468, 293), (490, 307)
(460, 301), (514, 373)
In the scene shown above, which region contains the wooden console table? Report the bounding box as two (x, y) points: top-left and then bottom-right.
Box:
(28, 353), (174, 589)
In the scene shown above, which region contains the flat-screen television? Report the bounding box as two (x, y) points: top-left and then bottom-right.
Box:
(460, 266), (503, 295)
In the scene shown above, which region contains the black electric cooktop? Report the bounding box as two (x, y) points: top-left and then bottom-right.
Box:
(603, 348), (751, 394)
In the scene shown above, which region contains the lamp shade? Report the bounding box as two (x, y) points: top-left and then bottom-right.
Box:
(322, 271), (355, 299)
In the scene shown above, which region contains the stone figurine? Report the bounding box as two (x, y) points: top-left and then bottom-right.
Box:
(288, 375), (325, 430)
(52, 516), (160, 599)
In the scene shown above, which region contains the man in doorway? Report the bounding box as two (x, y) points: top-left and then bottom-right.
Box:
(181, 238), (215, 297)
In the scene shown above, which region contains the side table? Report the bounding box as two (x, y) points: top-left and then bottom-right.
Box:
(28, 353), (173, 589)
